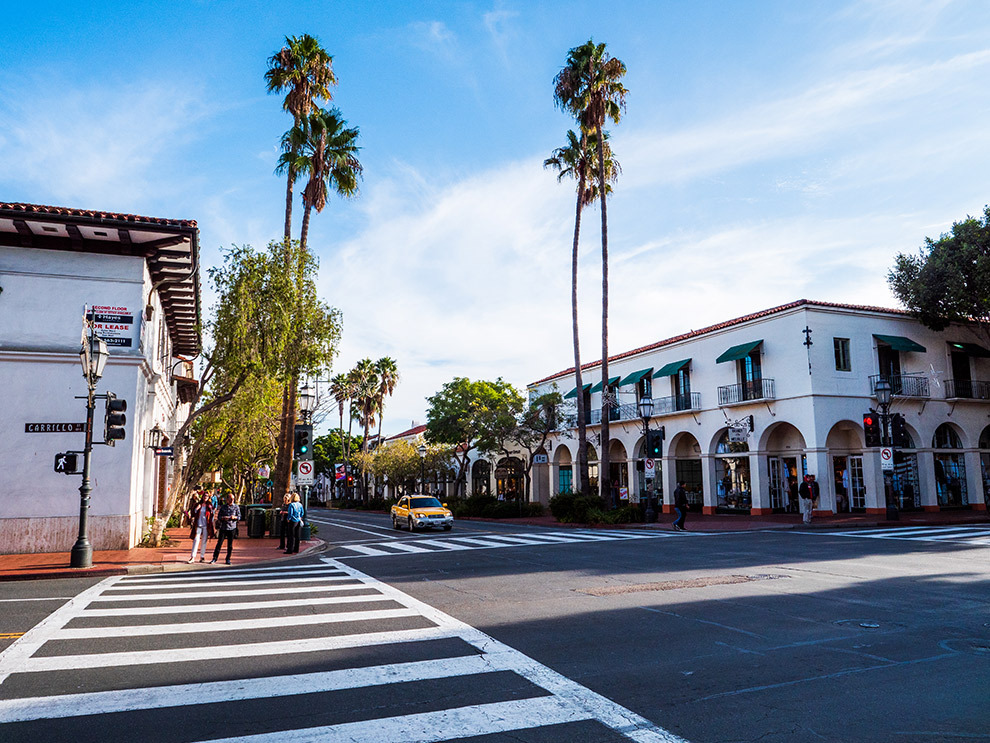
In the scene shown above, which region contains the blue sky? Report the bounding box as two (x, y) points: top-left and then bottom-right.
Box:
(3, 1), (989, 434)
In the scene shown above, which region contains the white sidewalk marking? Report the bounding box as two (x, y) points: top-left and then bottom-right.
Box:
(0, 576), (121, 686)
(117, 566), (348, 583)
(199, 697), (593, 743)
(55, 607), (417, 639)
(90, 583), (364, 601)
(0, 654), (500, 722)
(340, 544), (394, 556)
(105, 574), (355, 591)
(385, 541), (434, 553)
(80, 592), (389, 617)
(19, 626), (456, 672)
(802, 526), (990, 544)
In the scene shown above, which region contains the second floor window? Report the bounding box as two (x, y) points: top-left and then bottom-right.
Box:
(834, 338), (851, 371)
(738, 349), (761, 384)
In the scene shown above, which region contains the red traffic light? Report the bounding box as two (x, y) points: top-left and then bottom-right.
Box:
(863, 416), (874, 426)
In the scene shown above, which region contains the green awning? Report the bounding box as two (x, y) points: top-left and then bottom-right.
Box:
(563, 383), (590, 399)
(652, 359), (691, 378)
(716, 340), (763, 364)
(616, 368), (653, 387)
(874, 334), (926, 353)
(949, 341), (990, 358)
(589, 376), (620, 394)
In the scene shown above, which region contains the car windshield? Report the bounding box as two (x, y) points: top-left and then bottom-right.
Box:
(411, 497), (443, 509)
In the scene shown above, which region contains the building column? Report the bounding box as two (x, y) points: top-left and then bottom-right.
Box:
(701, 454), (717, 515)
(750, 451), (771, 514)
(916, 450), (939, 511)
(862, 450), (886, 515)
(806, 448), (833, 515)
(964, 450), (985, 510)
(661, 455), (676, 514)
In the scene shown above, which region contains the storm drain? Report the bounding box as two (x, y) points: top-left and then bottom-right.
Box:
(580, 574), (789, 596)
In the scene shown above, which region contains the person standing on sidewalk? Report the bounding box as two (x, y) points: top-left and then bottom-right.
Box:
(187, 493), (214, 563)
(799, 474), (819, 524)
(672, 482), (688, 531)
(211, 494), (241, 565)
(284, 493), (304, 554)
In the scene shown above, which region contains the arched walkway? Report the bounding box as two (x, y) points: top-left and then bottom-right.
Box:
(933, 423), (968, 507)
(827, 420), (866, 512)
(761, 422), (807, 513)
(668, 431), (702, 507)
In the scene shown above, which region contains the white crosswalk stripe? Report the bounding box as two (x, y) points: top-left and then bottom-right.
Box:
(0, 559), (687, 742)
(798, 525), (990, 545)
(335, 527), (700, 558)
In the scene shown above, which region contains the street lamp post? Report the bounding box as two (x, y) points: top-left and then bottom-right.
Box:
(874, 377), (898, 521)
(71, 324), (109, 568)
(638, 395), (656, 524)
(417, 444), (427, 495)
(297, 381), (316, 539)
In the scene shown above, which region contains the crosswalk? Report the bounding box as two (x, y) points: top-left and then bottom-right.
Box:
(800, 525), (990, 545)
(0, 559), (685, 742)
(334, 527), (699, 558)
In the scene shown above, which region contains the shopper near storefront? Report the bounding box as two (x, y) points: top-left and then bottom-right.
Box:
(672, 482), (688, 531)
(211, 495), (241, 565)
(187, 493), (214, 563)
(799, 475), (819, 524)
(284, 493), (304, 554)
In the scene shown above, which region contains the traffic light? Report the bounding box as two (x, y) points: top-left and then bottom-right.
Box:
(646, 430), (663, 457)
(104, 394), (127, 446)
(891, 413), (909, 448)
(294, 424), (313, 460)
(863, 412), (881, 447)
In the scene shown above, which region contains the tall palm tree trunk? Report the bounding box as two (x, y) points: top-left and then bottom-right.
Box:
(571, 168), (590, 495)
(300, 204), (313, 253)
(284, 166), (295, 241)
(596, 122), (612, 507)
(274, 381), (298, 496)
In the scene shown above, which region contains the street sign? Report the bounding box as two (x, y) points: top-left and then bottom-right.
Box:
(26, 423), (85, 433)
(728, 426), (748, 442)
(154, 446), (174, 457)
(880, 447), (894, 471)
(297, 459), (315, 485)
(644, 458), (656, 479)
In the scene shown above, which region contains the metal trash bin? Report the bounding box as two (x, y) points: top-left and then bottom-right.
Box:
(246, 507), (266, 538)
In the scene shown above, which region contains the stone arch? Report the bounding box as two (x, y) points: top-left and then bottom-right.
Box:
(668, 430), (701, 458)
(932, 422), (967, 449)
(586, 443), (599, 463)
(980, 425), (990, 450)
(826, 420), (865, 451)
(711, 427), (749, 455)
(759, 421), (807, 452)
(471, 459), (491, 496)
(553, 443), (573, 466)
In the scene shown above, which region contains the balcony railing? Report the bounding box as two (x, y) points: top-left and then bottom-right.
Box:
(944, 379), (990, 400)
(654, 392), (702, 415)
(589, 402), (638, 425)
(869, 374), (930, 398)
(718, 378), (775, 405)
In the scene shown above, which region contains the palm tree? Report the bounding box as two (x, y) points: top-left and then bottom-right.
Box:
(349, 359), (380, 498)
(298, 107), (363, 252)
(554, 39), (627, 505)
(374, 357), (400, 444)
(544, 129), (620, 496)
(329, 372), (351, 494)
(265, 34), (337, 242)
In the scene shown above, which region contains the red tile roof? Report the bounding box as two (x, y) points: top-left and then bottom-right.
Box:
(386, 424), (427, 441)
(529, 298), (910, 386)
(0, 202), (197, 229)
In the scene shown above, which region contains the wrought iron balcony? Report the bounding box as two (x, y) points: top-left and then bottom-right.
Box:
(869, 374), (929, 398)
(944, 379), (990, 400)
(589, 402), (638, 425)
(653, 392), (702, 415)
(717, 378), (775, 406)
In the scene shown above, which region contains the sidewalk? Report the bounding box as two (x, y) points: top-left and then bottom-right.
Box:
(0, 523), (323, 582)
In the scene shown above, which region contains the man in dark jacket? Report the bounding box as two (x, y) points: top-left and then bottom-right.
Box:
(672, 482), (688, 531)
(798, 474), (820, 524)
(211, 495), (241, 565)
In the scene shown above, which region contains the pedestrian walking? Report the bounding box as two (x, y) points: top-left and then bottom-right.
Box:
(211, 494), (241, 565)
(276, 494), (290, 551)
(183, 491), (200, 528)
(187, 493), (214, 563)
(672, 482), (688, 531)
(284, 493), (304, 554)
(798, 474), (820, 524)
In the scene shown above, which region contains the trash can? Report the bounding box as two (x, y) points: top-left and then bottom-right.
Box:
(246, 507), (266, 538)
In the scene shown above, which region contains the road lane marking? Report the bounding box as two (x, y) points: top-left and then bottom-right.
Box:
(55, 607), (418, 639)
(0, 633), (24, 639)
(89, 583), (367, 602)
(80, 593), (389, 617)
(117, 566), (348, 584)
(385, 541), (435, 553)
(105, 575), (355, 591)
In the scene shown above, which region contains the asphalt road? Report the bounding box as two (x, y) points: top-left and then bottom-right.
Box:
(1, 511), (988, 743)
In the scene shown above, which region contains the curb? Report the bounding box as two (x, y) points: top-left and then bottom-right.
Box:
(0, 539), (327, 583)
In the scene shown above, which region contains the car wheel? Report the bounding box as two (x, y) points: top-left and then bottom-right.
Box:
(407, 517), (415, 532)
(443, 524), (452, 531)
(392, 515), (400, 530)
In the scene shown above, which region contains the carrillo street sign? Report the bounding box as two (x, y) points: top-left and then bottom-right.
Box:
(25, 423), (86, 433)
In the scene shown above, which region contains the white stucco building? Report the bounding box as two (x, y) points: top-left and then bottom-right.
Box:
(519, 300), (990, 518)
(0, 202), (201, 554)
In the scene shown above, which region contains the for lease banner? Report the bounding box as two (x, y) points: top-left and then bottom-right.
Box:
(86, 304), (138, 347)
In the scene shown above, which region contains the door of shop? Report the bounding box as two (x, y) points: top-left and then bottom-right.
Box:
(833, 455), (866, 512)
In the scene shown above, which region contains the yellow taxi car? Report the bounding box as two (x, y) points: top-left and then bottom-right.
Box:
(391, 495), (454, 531)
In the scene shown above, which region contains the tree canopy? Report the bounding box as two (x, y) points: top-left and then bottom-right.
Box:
(888, 206), (990, 334)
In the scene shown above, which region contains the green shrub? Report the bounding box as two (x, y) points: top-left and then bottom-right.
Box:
(549, 492), (608, 523)
(448, 495), (544, 519)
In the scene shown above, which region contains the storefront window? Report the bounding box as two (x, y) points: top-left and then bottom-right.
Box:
(933, 424), (968, 507)
(674, 459), (702, 506)
(558, 466), (573, 494)
(716, 432), (751, 511)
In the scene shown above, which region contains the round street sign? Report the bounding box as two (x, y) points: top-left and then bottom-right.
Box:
(297, 460), (315, 483)
(644, 458), (656, 479)
(880, 447), (894, 471)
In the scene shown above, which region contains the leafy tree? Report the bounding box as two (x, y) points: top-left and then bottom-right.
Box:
(511, 391), (567, 501)
(425, 377), (523, 497)
(554, 39), (627, 505)
(888, 206), (990, 338)
(313, 428), (363, 497)
(544, 128), (619, 496)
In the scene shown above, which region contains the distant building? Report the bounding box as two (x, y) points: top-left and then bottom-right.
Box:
(0, 202), (201, 553)
(525, 299), (990, 516)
